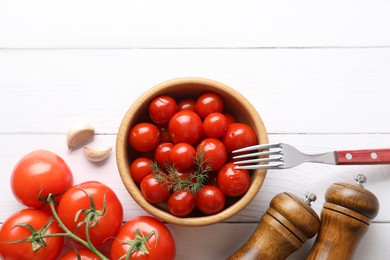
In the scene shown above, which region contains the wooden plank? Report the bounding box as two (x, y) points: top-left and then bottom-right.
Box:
(0, 0), (390, 48)
(1, 48), (389, 134)
(169, 222), (390, 260)
(56, 222), (390, 259)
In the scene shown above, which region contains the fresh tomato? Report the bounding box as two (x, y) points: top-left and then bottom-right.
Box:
(149, 96), (178, 125)
(168, 190), (196, 217)
(205, 171), (219, 186)
(154, 142), (174, 168)
(217, 162), (250, 197)
(158, 125), (171, 143)
(0, 209), (64, 260)
(168, 110), (203, 145)
(203, 112), (228, 138)
(195, 92), (224, 119)
(195, 185), (226, 215)
(222, 123), (258, 153)
(177, 98), (195, 111)
(57, 181), (123, 246)
(59, 248), (100, 260)
(224, 113), (236, 125)
(111, 216), (175, 260)
(130, 157), (154, 184)
(140, 174), (171, 204)
(170, 143), (196, 170)
(129, 123), (160, 153)
(130, 93), (258, 218)
(11, 150), (73, 209)
(197, 138), (227, 171)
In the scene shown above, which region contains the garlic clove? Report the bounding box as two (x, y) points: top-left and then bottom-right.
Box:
(67, 123), (95, 149)
(83, 146), (113, 162)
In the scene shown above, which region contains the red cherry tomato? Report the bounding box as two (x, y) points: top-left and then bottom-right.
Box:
(197, 138), (227, 171)
(195, 185), (226, 215)
(129, 123), (160, 153)
(168, 190), (196, 217)
(224, 113), (236, 125)
(59, 248), (100, 260)
(130, 157), (154, 184)
(222, 123), (258, 153)
(110, 216), (176, 260)
(0, 209), (64, 260)
(149, 96), (178, 125)
(11, 150), (73, 209)
(206, 171), (219, 186)
(168, 110), (203, 145)
(177, 98), (196, 111)
(57, 181), (123, 246)
(170, 143), (196, 170)
(158, 125), (171, 142)
(203, 112), (228, 138)
(195, 92), (224, 119)
(217, 162), (250, 197)
(154, 142), (174, 167)
(140, 174), (171, 204)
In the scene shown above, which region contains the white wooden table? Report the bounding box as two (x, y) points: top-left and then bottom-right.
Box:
(1, 1), (390, 259)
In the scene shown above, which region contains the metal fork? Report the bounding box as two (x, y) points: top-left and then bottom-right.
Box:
(232, 143), (390, 170)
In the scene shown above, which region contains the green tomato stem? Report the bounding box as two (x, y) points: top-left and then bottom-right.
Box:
(47, 196), (109, 260)
(84, 212), (104, 257)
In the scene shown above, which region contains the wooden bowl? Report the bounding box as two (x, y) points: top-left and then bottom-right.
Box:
(116, 77), (268, 226)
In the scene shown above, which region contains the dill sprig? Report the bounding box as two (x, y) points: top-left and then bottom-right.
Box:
(152, 149), (212, 195)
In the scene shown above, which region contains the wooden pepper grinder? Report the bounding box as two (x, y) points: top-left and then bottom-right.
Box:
(228, 192), (321, 260)
(307, 174), (380, 260)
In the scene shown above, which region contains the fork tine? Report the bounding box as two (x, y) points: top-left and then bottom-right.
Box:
(233, 157), (283, 165)
(232, 143), (281, 153)
(233, 150), (281, 159)
(233, 143), (284, 170)
(234, 164), (284, 170)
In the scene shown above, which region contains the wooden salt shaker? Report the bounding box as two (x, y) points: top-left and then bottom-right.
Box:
(307, 174), (379, 260)
(228, 192), (320, 260)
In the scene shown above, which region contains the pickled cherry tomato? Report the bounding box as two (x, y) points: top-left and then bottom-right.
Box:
(129, 123), (160, 153)
(154, 142), (174, 167)
(217, 162), (250, 197)
(170, 143), (196, 170)
(158, 125), (171, 142)
(140, 174), (171, 204)
(130, 157), (153, 184)
(195, 185), (225, 215)
(195, 92), (224, 119)
(197, 138), (227, 171)
(168, 110), (203, 145)
(177, 98), (196, 111)
(222, 123), (258, 153)
(168, 190), (196, 217)
(149, 96), (178, 125)
(224, 112), (236, 125)
(203, 112), (228, 138)
(128, 90), (259, 218)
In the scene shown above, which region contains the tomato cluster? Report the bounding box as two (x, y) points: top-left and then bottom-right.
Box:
(0, 150), (175, 260)
(128, 92), (258, 217)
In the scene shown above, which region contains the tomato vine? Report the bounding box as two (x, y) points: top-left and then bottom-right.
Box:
(116, 229), (157, 260)
(47, 193), (110, 260)
(1, 218), (64, 252)
(0, 194), (110, 259)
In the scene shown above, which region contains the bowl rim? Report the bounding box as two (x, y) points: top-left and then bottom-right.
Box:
(116, 77), (268, 226)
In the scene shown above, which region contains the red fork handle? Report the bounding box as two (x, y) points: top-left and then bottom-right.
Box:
(336, 149), (390, 165)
